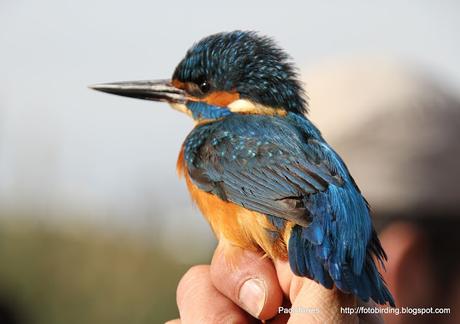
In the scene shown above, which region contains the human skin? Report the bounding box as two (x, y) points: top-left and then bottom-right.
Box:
(167, 241), (383, 324)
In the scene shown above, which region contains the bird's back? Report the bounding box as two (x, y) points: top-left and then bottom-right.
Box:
(179, 113), (394, 306)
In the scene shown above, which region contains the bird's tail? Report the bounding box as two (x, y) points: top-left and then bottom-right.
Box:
(288, 225), (395, 306)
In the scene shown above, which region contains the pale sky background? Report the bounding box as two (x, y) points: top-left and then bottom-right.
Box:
(1, 1), (459, 257)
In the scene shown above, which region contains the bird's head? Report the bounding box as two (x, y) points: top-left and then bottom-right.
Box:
(91, 31), (308, 121)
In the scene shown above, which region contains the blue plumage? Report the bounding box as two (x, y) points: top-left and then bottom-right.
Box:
(173, 31), (307, 115)
(187, 101), (232, 120)
(184, 113), (394, 306)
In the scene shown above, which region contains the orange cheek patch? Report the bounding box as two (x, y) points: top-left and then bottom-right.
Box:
(171, 79), (186, 89)
(203, 91), (240, 107)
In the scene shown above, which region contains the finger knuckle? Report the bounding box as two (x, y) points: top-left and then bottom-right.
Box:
(177, 265), (209, 305)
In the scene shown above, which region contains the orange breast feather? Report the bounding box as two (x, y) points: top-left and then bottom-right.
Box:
(177, 147), (289, 260)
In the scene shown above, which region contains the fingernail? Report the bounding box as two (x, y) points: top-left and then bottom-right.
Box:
(238, 278), (266, 317)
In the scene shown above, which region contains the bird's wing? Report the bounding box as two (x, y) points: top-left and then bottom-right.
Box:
(185, 116), (344, 227)
(185, 116), (394, 306)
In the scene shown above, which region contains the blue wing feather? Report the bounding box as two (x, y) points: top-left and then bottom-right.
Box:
(184, 112), (394, 306)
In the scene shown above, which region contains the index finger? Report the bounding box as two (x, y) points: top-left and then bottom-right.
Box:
(209, 240), (284, 320)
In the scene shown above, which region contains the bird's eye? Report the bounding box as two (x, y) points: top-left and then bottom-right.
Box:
(183, 80), (211, 97)
(199, 80), (211, 93)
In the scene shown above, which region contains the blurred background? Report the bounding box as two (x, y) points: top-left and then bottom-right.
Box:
(1, 1), (459, 323)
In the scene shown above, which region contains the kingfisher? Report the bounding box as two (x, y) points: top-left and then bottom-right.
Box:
(90, 31), (394, 306)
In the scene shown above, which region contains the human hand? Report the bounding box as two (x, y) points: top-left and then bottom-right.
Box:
(167, 241), (383, 323)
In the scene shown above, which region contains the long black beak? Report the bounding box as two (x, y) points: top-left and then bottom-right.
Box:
(89, 79), (187, 104)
